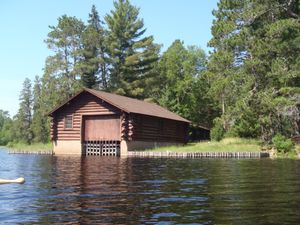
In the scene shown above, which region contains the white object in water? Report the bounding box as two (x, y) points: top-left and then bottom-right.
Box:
(0, 177), (25, 184)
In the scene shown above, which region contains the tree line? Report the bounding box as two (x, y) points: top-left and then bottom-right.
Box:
(0, 0), (299, 146)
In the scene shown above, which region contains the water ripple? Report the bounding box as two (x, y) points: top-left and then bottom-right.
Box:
(1, 150), (300, 224)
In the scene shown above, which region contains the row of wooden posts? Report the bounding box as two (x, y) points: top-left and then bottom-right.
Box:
(8, 150), (269, 158)
(127, 151), (269, 158)
(8, 150), (53, 155)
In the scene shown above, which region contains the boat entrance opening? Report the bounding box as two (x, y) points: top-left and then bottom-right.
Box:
(82, 115), (121, 156)
(83, 140), (120, 156)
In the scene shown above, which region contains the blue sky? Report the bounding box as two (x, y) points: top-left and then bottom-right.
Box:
(0, 0), (218, 116)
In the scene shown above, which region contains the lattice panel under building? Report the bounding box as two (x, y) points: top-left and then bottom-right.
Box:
(83, 140), (120, 156)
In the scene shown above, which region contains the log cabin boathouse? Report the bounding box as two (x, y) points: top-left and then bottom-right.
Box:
(48, 88), (190, 156)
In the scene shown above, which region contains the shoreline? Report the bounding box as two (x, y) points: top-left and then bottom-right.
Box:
(2, 138), (299, 159)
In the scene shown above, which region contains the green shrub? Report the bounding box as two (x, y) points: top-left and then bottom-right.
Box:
(210, 117), (225, 141)
(272, 134), (293, 153)
(232, 108), (260, 138)
(224, 127), (239, 138)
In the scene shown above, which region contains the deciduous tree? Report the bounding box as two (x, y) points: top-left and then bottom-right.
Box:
(153, 40), (216, 126)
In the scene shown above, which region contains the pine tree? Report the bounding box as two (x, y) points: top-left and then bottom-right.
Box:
(105, 0), (160, 98)
(15, 78), (33, 144)
(31, 76), (49, 143)
(32, 76), (41, 115)
(38, 62), (63, 141)
(45, 15), (85, 97)
(78, 5), (108, 88)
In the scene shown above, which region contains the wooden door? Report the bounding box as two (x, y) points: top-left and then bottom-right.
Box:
(83, 115), (120, 141)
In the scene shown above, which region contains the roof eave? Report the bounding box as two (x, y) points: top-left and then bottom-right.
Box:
(130, 112), (191, 124)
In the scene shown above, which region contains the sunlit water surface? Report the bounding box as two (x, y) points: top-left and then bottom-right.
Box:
(1, 149), (300, 224)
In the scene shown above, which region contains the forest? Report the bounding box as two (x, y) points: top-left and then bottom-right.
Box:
(0, 0), (299, 147)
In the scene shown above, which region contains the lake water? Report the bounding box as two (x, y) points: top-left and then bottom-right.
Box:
(1, 149), (300, 224)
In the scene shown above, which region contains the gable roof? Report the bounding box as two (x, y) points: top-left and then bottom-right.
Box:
(48, 88), (190, 123)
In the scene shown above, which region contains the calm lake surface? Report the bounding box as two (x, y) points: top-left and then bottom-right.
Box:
(1, 149), (300, 224)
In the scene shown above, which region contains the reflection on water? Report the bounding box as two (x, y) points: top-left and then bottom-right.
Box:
(1, 149), (300, 224)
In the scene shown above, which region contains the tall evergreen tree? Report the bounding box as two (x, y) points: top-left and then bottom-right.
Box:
(15, 78), (33, 144)
(78, 5), (108, 88)
(32, 76), (41, 115)
(0, 110), (9, 130)
(38, 60), (64, 141)
(40, 60), (63, 112)
(45, 15), (85, 98)
(31, 76), (49, 143)
(105, 0), (160, 98)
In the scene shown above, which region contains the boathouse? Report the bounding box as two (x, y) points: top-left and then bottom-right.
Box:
(48, 88), (190, 156)
(189, 125), (210, 141)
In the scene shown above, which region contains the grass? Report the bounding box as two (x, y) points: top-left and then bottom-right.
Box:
(276, 151), (298, 158)
(276, 144), (300, 159)
(6, 142), (52, 152)
(146, 138), (262, 153)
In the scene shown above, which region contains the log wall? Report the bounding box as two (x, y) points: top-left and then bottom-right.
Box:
(51, 92), (120, 141)
(129, 114), (188, 143)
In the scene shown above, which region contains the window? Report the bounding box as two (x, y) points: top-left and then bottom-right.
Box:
(65, 115), (73, 129)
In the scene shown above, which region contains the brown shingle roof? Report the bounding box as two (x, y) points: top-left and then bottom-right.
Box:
(49, 88), (190, 123)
